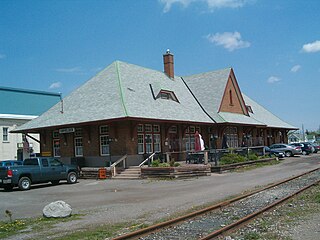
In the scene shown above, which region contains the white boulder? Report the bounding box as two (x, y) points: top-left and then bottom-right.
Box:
(43, 200), (72, 218)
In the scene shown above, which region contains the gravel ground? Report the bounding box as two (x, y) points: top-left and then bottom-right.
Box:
(2, 155), (320, 240)
(224, 184), (320, 240)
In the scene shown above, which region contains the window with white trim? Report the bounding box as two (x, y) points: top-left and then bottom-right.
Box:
(153, 134), (161, 152)
(2, 127), (8, 142)
(100, 125), (109, 134)
(74, 128), (82, 137)
(52, 130), (59, 138)
(53, 139), (61, 157)
(138, 134), (144, 154)
(137, 124), (161, 154)
(100, 135), (110, 156)
(74, 137), (83, 157)
(184, 126), (200, 151)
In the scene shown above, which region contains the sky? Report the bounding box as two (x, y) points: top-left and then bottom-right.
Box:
(0, 0), (319, 131)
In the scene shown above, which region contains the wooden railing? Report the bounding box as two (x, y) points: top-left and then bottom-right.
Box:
(138, 152), (158, 167)
(110, 155), (127, 177)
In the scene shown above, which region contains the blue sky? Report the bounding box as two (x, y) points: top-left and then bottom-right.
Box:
(1, 0), (319, 131)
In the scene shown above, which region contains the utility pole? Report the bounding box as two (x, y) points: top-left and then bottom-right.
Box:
(302, 124), (305, 142)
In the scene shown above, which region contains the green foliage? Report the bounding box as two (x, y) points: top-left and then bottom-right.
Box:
(0, 220), (27, 238)
(151, 159), (180, 167)
(151, 160), (160, 167)
(159, 163), (170, 167)
(248, 153), (258, 160)
(219, 153), (246, 165)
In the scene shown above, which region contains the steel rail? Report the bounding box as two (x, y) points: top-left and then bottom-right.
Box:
(200, 179), (320, 240)
(112, 167), (320, 240)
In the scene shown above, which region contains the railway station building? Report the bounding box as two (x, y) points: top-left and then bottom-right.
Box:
(14, 51), (297, 166)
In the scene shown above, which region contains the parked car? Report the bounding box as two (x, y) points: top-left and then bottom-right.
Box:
(0, 157), (78, 191)
(269, 144), (302, 157)
(0, 160), (23, 167)
(311, 143), (320, 153)
(263, 146), (285, 158)
(290, 143), (313, 155)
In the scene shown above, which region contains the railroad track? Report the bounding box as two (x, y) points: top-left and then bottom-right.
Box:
(112, 168), (320, 240)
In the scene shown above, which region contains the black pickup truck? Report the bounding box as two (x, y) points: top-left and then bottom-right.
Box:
(0, 157), (78, 191)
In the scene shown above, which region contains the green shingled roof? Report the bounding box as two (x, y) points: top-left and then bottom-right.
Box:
(15, 61), (297, 132)
(0, 87), (61, 116)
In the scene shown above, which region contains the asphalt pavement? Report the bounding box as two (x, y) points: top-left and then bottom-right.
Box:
(1, 154), (319, 223)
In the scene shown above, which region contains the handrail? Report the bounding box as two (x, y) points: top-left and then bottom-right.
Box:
(111, 154), (127, 177)
(138, 152), (157, 167)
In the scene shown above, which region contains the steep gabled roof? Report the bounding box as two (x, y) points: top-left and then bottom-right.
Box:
(16, 61), (213, 131)
(182, 68), (231, 123)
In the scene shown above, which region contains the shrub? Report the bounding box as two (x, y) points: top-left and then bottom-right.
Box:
(219, 153), (246, 165)
(151, 160), (160, 167)
(174, 162), (180, 167)
(159, 163), (170, 167)
(248, 153), (258, 160)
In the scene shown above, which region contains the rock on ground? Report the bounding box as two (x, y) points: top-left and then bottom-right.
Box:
(43, 200), (72, 218)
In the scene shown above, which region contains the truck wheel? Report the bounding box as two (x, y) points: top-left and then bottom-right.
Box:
(51, 180), (60, 185)
(67, 172), (78, 184)
(4, 185), (13, 191)
(18, 177), (31, 191)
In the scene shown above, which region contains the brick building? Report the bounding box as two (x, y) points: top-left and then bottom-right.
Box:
(14, 51), (297, 166)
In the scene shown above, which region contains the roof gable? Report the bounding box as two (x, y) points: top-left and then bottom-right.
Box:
(218, 69), (248, 115)
(182, 68), (232, 123)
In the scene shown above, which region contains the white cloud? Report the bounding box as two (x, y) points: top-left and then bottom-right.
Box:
(49, 82), (62, 89)
(267, 76), (281, 84)
(206, 31), (250, 51)
(56, 67), (83, 73)
(160, 0), (250, 13)
(0, 54), (6, 59)
(302, 40), (320, 53)
(291, 65), (301, 73)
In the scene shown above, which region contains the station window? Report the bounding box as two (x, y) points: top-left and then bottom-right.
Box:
(137, 124), (161, 154)
(74, 128), (82, 137)
(74, 137), (83, 157)
(100, 135), (110, 156)
(100, 125), (109, 134)
(53, 139), (61, 157)
(52, 130), (59, 138)
(184, 126), (201, 151)
(2, 127), (8, 142)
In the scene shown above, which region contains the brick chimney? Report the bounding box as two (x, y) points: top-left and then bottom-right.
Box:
(163, 49), (174, 78)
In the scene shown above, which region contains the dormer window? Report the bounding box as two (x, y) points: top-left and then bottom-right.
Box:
(246, 105), (253, 113)
(156, 90), (179, 103)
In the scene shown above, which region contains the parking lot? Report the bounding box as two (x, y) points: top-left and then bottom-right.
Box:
(1, 154), (320, 227)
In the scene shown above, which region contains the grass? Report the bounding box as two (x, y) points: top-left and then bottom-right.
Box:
(0, 214), (83, 239)
(233, 160), (280, 172)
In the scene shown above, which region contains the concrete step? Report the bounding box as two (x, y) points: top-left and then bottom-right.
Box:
(112, 166), (141, 179)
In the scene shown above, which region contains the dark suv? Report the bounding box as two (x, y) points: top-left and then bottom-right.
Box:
(290, 143), (313, 155)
